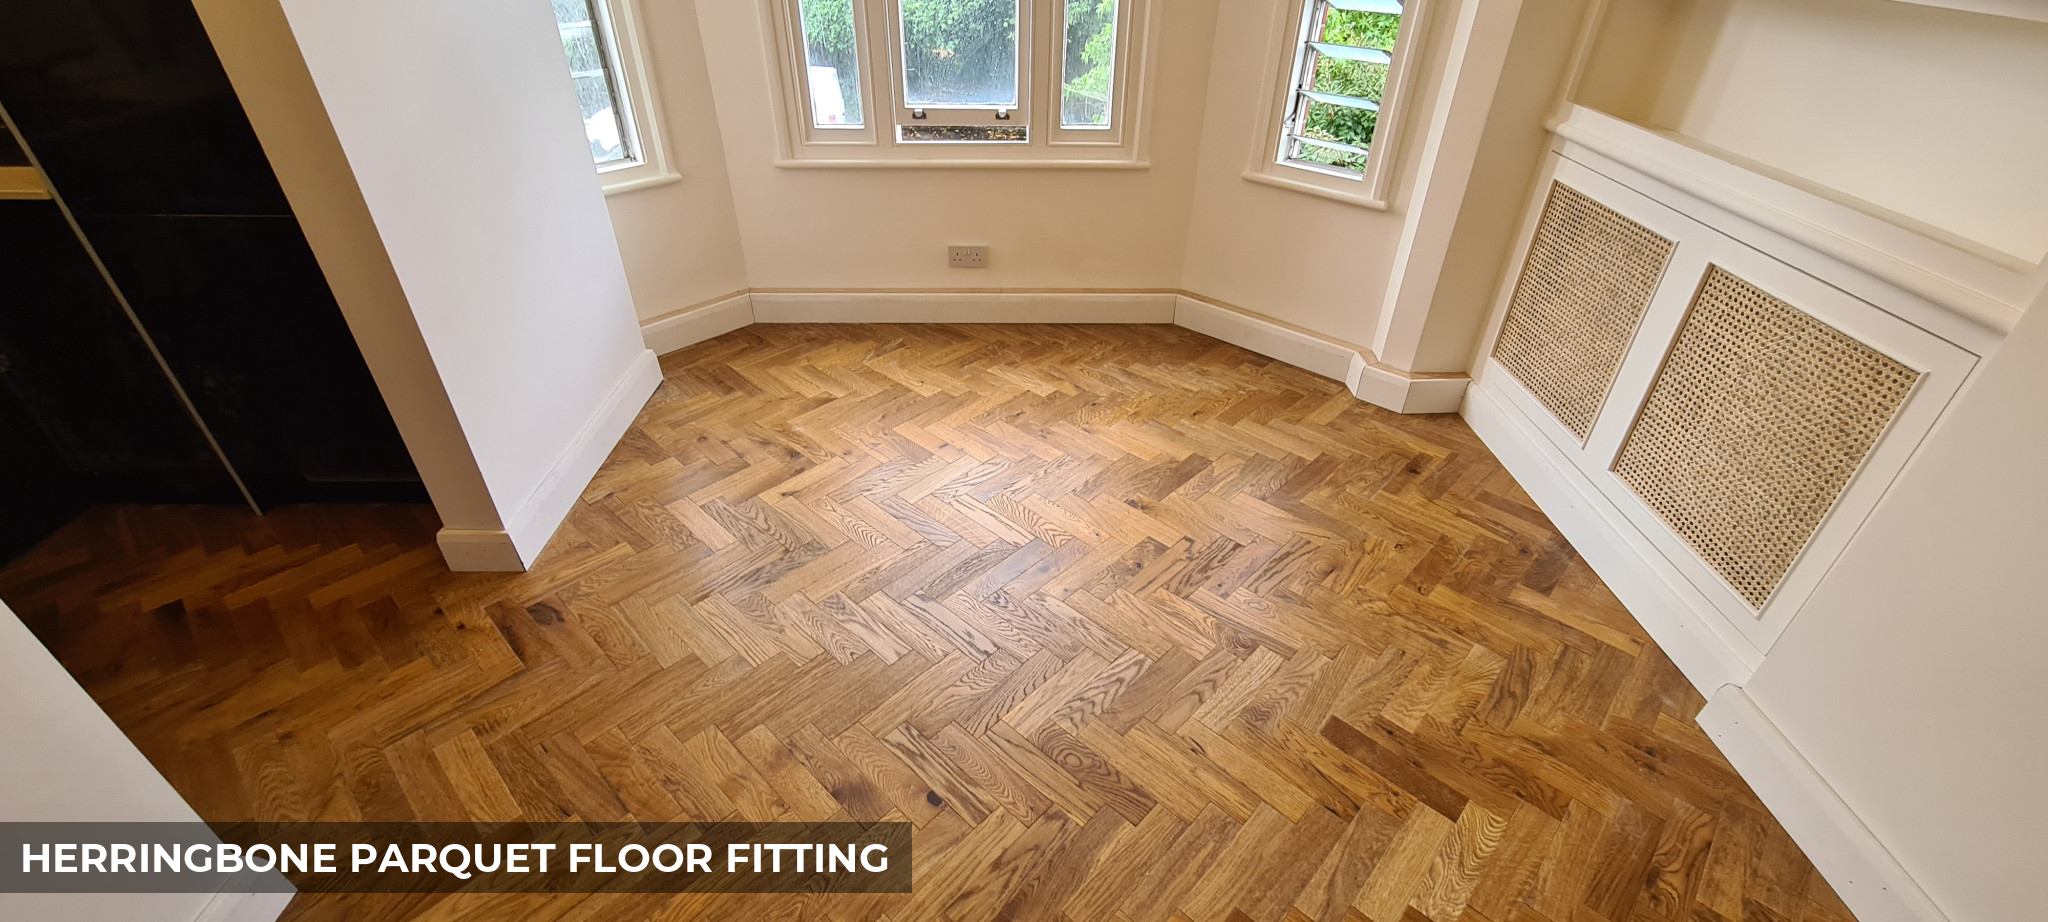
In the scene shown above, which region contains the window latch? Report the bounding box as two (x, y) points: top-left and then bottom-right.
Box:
(995, 109), (1011, 120)
(911, 108), (926, 120)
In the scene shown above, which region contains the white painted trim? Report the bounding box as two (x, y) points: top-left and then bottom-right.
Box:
(601, 171), (682, 195)
(1371, 0), (1524, 370)
(588, 0), (677, 196)
(193, 890), (293, 922)
(1551, 106), (2033, 341)
(1461, 375), (1757, 692)
(502, 348), (663, 565)
(1245, 0), (1432, 210)
(642, 291), (756, 355)
(1168, 293), (1469, 413)
(1886, 0), (2048, 25)
(435, 528), (526, 572)
(1699, 688), (1952, 922)
(758, 0), (1157, 167)
(1173, 294), (1357, 381)
(771, 158), (1151, 171)
(750, 289), (1178, 324)
(436, 349), (662, 572)
(647, 289), (1470, 415)
(1238, 169), (1389, 211)
(1350, 354), (1468, 414)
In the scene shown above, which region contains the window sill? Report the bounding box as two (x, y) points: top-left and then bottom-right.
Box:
(601, 171), (683, 196)
(774, 157), (1150, 171)
(1240, 169), (1388, 210)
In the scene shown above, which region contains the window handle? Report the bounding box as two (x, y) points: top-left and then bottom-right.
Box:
(911, 108), (926, 119)
(995, 109), (1011, 120)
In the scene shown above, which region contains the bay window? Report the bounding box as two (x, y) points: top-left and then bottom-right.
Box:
(772, 0), (1149, 164)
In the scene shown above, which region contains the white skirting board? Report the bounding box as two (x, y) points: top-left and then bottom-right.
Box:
(1459, 376), (1757, 693)
(195, 890), (294, 922)
(1172, 294), (1357, 380)
(1172, 294), (1469, 413)
(634, 289), (1470, 416)
(640, 291), (755, 355)
(436, 348), (664, 572)
(1698, 688), (1952, 922)
(750, 289), (1179, 324)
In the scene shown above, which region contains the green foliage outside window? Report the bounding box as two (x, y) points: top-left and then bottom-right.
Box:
(1061, 0), (1118, 125)
(1298, 9), (1400, 171)
(799, 0), (864, 124)
(899, 0), (1021, 105)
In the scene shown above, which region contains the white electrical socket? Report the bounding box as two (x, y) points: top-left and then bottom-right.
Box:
(947, 245), (989, 269)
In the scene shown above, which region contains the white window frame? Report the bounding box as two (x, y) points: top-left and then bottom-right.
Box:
(569, 0), (679, 195)
(765, 0), (1153, 167)
(1244, 0), (1429, 208)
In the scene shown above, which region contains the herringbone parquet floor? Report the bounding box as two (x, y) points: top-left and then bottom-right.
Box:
(0, 324), (1854, 922)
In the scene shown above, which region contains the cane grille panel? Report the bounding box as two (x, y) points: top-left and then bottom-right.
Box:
(1615, 266), (1919, 609)
(1494, 182), (1675, 440)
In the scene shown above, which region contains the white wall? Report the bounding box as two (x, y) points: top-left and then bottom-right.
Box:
(1610, 0), (2048, 264)
(691, 0), (1217, 292)
(1744, 289), (2048, 922)
(190, 0), (503, 536)
(198, 0), (667, 569)
(0, 600), (284, 922)
(605, 0), (752, 321)
(1178, 0), (1448, 348)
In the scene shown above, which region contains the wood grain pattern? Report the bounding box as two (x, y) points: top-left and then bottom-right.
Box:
(0, 324), (1852, 922)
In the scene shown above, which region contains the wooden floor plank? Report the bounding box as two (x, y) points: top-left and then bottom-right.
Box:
(0, 323), (1846, 922)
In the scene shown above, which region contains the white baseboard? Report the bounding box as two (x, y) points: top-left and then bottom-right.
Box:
(435, 528), (526, 572)
(1173, 294), (1357, 381)
(1460, 376), (1756, 693)
(641, 290), (755, 355)
(437, 349), (663, 572)
(1699, 688), (1951, 922)
(1350, 353), (1471, 414)
(635, 288), (1469, 416)
(194, 890), (293, 922)
(750, 289), (1178, 324)
(1171, 293), (1470, 414)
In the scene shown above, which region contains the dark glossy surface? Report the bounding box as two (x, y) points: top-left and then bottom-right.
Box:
(0, 382), (85, 564)
(82, 214), (426, 503)
(0, 0), (426, 505)
(0, 129), (25, 167)
(0, 201), (242, 503)
(0, 0), (289, 215)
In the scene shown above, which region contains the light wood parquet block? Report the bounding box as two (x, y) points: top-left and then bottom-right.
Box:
(0, 324), (1849, 922)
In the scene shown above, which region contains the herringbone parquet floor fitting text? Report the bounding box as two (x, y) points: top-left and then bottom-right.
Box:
(0, 324), (1855, 922)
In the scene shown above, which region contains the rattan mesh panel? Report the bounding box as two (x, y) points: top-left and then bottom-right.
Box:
(1615, 266), (1919, 609)
(1493, 182), (1675, 440)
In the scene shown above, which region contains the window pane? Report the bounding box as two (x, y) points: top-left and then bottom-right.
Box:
(1060, 0), (1117, 127)
(899, 0), (1019, 107)
(1288, 6), (1402, 173)
(552, 0), (633, 165)
(798, 0), (864, 127)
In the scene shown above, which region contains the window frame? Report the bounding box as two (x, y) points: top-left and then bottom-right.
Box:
(767, 0), (1152, 167)
(566, 0), (679, 195)
(1245, 0), (1430, 208)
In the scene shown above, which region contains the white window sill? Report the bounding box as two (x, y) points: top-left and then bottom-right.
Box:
(601, 171), (682, 196)
(774, 157), (1149, 171)
(1240, 168), (1388, 210)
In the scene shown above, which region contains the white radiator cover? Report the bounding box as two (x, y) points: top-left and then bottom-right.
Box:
(1466, 114), (1991, 683)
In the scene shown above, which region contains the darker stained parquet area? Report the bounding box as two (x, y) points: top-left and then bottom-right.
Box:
(0, 324), (1854, 922)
